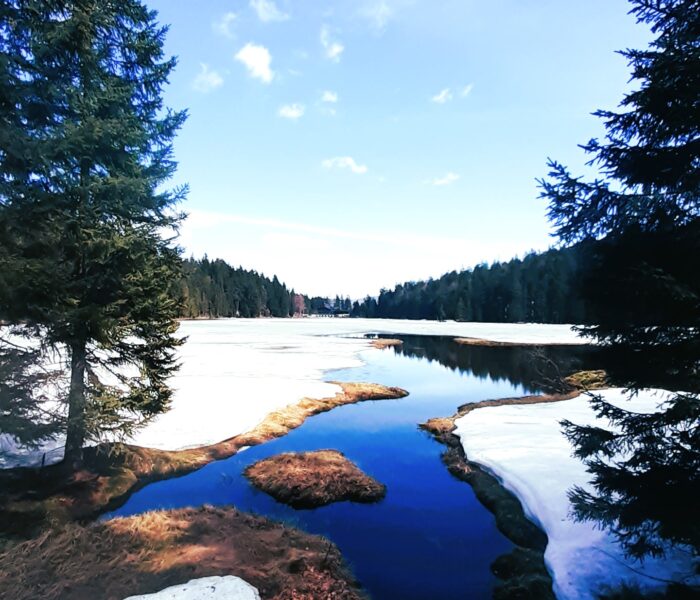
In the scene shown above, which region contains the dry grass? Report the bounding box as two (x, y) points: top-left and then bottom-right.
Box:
(0, 506), (366, 600)
(370, 338), (404, 349)
(244, 450), (386, 509)
(564, 369), (609, 391)
(453, 336), (579, 347)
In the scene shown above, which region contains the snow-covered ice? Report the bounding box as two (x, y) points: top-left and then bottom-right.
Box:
(122, 576), (260, 600)
(125, 319), (584, 452)
(1, 318), (584, 467)
(455, 388), (697, 598)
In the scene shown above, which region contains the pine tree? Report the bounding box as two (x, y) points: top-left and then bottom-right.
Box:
(539, 0), (699, 560)
(0, 0), (186, 467)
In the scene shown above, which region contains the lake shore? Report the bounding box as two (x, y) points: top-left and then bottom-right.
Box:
(0, 382), (406, 545)
(420, 391), (579, 599)
(454, 336), (581, 347)
(0, 381), (407, 599)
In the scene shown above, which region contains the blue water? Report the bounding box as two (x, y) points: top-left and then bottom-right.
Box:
(107, 338), (574, 599)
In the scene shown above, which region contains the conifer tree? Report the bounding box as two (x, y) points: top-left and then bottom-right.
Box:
(539, 0), (699, 560)
(0, 0), (186, 466)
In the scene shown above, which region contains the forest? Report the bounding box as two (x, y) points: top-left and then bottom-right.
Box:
(351, 243), (591, 323)
(177, 243), (592, 323)
(178, 257), (295, 318)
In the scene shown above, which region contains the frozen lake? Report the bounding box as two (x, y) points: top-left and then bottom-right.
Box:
(1, 318), (584, 467)
(108, 333), (595, 599)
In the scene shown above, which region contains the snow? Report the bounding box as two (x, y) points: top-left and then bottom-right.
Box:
(122, 576), (260, 600)
(0, 435), (65, 469)
(1, 319), (584, 468)
(300, 317), (586, 345)
(455, 388), (698, 598)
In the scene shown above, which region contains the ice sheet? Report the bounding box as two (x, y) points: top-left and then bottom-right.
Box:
(1, 319), (584, 467)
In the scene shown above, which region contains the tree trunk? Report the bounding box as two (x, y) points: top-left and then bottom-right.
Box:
(64, 341), (87, 468)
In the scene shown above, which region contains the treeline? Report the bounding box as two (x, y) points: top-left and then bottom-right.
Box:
(178, 257), (295, 318)
(177, 257), (352, 318)
(178, 244), (593, 323)
(351, 243), (592, 323)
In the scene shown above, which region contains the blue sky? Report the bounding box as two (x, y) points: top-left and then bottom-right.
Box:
(147, 0), (651, 298)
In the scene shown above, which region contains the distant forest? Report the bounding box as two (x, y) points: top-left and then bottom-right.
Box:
(351, 243), (591, 323)
(178, 257), (295, 318)
(178, 244), (592, 323)
(178, 257), (353, 318)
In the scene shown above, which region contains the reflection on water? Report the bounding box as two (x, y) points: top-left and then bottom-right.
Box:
(107, 335), (597, 600)
(389, 335), (601, 393)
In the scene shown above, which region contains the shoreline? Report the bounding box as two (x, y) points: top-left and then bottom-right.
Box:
(369, 338), (403, 349)
(420, 390), (581, 599)
(453, 336), (582, 348)
(0, 382), (407, 545)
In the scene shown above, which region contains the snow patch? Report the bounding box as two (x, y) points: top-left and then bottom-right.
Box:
(123, 576), (260, 599)
(455, 388), (697, 598)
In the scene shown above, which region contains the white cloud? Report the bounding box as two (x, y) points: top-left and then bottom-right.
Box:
(235, 43), (274, 84)
(192, 64), (224, 93)
(431, 88), (453, 104)
(461, 83), (474, 97)
(213, 12), (237, 38)
(250, 0), (289, 22)
(429, 172), (460, 186)
(320, 26), (344, 62)
(278, 103), (305, 119)
(359, 1), (394, 31)
(322, 156), (368, 174)
(321, 90), (338, 103)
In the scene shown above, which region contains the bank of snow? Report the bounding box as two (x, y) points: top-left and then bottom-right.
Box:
(455, 389), (697, 599)
(1, 319), (584, 468)
(123, 576), (260, 600)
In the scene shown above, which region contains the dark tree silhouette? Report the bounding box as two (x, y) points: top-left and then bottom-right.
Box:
(539, 0), (699, 562)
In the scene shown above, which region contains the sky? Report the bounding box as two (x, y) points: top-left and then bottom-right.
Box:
(146, 0), (652, 298)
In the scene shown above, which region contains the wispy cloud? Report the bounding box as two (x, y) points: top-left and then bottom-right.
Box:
(322, 156), (368, 174)
(431, 88), (453, 104)
(250, 0), (289, 22)
(213, 12), (237, 38)
(431, 84), (473, 103)
(320, 25), (344, 62)
(278, 103), (305, 119)
(185, 209), (519, 253)
(428, 172), (460, 186)
(192, 64), (223, 93)
(185, 210), (410, 246)
(235, 43), (274, 84)
(360, 1), (393, 31)
(321, 90), (339, 103)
